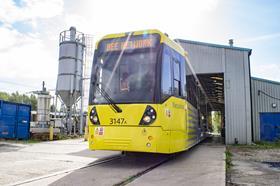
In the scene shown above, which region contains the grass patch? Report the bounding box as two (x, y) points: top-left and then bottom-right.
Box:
(225, 147), (233, 171)
(22, 139), (41, 144)
(254, 141), (280, 149)
(56, 134), (71, 140)
(230, 141), (280, 149)
(0, 138), (41, 144)
(0, 134), (83, 144)
(56, 134), (82, 140)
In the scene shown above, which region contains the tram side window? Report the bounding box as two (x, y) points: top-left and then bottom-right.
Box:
(186, 64), (197, 108)
(180, 57), (186, 98)
(161, 54), (172, 99)
(173, 59), (181, 96)
(187, 76), (198, 108)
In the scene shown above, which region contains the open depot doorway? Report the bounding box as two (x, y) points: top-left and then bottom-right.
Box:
(197, 73), (225, 142)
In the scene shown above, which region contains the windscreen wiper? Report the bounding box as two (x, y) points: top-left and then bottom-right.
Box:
(92, 66), (122, 113)
(95, 85), (122, 113)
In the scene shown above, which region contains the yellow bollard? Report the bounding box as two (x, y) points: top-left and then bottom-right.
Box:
(49, 125), (54, 141)
(84, 125), (88, 141)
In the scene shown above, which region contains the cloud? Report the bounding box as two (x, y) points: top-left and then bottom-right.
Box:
(0, 0), (221, 101)
(252, 63), (280, 82)
(0, 25), (58, 93)
(59, 0), (219, 39)
(0, 26), (38, 52)
(0, 0), (279, 95)
(0, 0), (65, 93)
(0, 0), (63, 26)
(238, 32), (280, 43)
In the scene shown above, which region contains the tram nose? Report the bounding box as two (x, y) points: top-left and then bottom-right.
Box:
(89, 105), (157, 126)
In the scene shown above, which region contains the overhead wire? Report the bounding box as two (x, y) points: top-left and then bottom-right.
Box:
(0, 80), (38, 88)
(258, 90), (280, 101)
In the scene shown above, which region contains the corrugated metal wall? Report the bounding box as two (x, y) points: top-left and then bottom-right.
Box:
(177, 40), (252, 144)
(251, 78), (280, 141)
(182, 44), (224, 74)
(224, 49), (252, 144)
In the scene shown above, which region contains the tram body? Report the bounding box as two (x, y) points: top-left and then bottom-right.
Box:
(88, 30), (206, 154)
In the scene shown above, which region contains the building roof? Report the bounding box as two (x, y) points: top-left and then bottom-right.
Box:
(252, 77), (280, 86)
(175, 39), (252, 55)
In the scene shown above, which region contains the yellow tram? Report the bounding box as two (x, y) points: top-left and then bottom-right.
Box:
(88, 29), (206, 154)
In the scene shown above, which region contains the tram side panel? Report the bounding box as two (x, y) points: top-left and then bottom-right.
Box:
(157, 97), (188, 153)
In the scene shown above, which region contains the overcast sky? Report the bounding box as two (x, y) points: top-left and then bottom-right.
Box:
(0, 0), (280, 93)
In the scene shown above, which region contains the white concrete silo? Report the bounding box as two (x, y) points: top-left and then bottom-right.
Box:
(56, 27), (85, 134)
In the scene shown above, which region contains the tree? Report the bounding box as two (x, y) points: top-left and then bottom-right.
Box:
(212, 111), (222, 134)
(0, 92), (9, 101)
(0, 91), (37, 110)
(29, 94), (37, 110)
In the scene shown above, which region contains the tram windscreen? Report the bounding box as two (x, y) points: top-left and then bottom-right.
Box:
(90, 34), (160, 104)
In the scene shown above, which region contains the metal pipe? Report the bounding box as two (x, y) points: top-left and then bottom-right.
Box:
(70, 27), (76, 41)
(80, 80), (84, 135)
(54, 94), (58, 120)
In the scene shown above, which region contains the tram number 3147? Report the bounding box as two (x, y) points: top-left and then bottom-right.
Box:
(109, 118), (127, 125)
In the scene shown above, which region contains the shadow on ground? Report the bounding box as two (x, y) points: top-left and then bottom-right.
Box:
(50, 152), (171, 186)
(0, 143), (25, 153)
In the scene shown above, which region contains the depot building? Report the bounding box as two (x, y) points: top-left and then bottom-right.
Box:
(176, 39), (280, 144)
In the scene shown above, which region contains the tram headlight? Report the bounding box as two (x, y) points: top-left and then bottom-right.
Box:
(93, 116), (98, 123)
(140, 105), (157, 125)
(143, 116), (151, 123)
(89, 107), (100, 125)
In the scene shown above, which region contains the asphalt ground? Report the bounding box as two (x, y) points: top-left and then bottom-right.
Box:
(50, 152), (170, 186)
(1, 138), (225, 186)
(0, 139), (120, 186)
(128, 141), (225, 186)
(48, 139), (225, 186)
